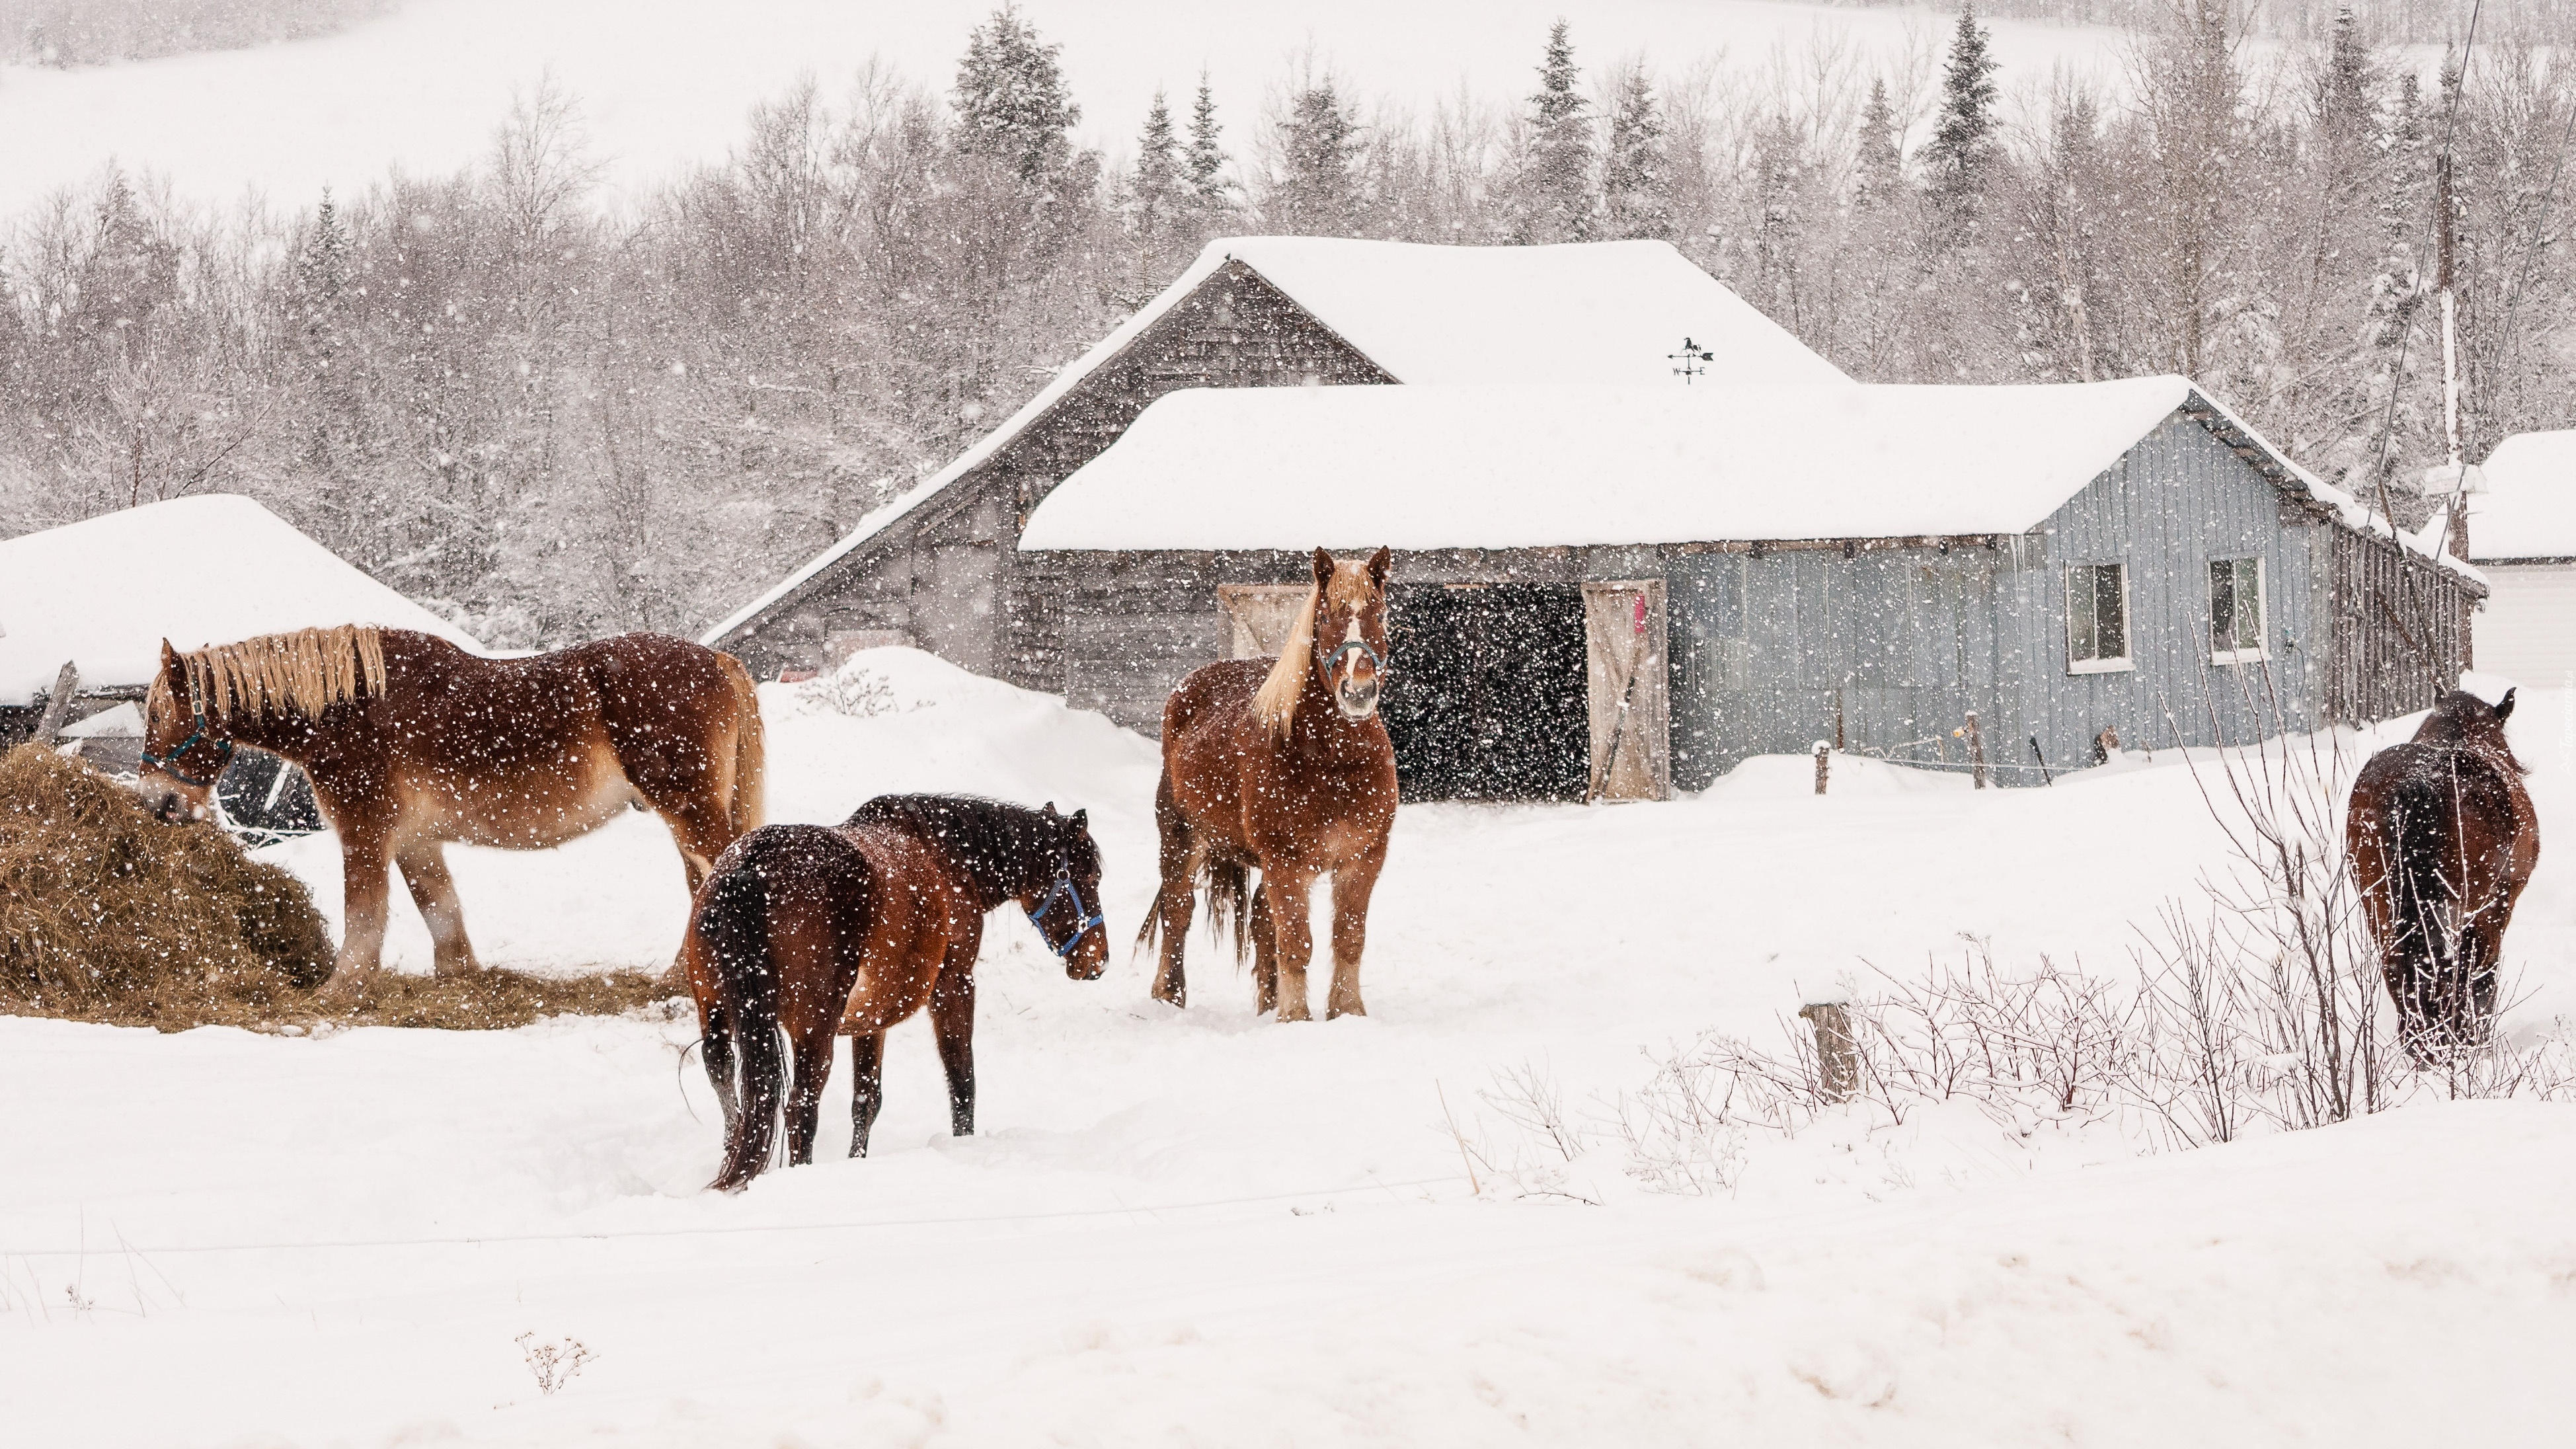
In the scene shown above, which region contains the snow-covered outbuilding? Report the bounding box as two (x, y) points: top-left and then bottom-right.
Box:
(2467, 430), (2576, 690)
(701, 235), (1852, 681)
(1015, 377), (2479, 797)
(0, 494), (476, 745)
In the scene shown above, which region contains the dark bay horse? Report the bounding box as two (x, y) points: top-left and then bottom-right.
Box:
(1142, 547), (1397, 1021)
(2347, 688), (2541, 1058)
(689, 795), (1107, 1192)
(140, 626), (764, 997)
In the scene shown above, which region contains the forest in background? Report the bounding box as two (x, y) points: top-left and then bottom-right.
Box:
(0, 1), (2569, 647)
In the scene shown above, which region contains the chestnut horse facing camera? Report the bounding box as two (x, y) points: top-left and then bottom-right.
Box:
(688, 795), (1108, 1192)
(1142, 546), (1398, 1021)
(2347, 687), (2540, 1059)
(141, 626), (765, 997)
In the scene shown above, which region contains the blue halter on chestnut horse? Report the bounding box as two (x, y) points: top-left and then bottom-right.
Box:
(2346, 688), (2541, 1060)
(139, 625), (766, 999)
(687, 794), (1109, 1192)
(1140, 546), (1398, 1021)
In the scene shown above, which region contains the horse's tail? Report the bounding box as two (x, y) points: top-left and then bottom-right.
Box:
(1133, 769), (1254, 969)
(701, 834), (783, 1193)
(1202, 857), (1254, 966)
(2382, 762), (2462, 1018)
(718, 650), (767, 834)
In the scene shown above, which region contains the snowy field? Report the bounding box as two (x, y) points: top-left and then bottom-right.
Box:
(5, 649), (2575, 1445)
(0, 0), (2138, 219)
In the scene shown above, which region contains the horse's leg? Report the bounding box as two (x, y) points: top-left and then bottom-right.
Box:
(784, 1027), (834, 1167)
(702, 999), (739, 1135)
(930, 939), (980, 1138)
(658, 797), (736, 898)
(1150, 786), (1195, 1007)
(1248, 885), (1279, 1017)
(394, 839), (481, 978)
(1325, 839), (1388, 1021)
(848, 1033), (886, 1158)
(1261, 869), (1317, 1023)
(319, 822), (397, 999)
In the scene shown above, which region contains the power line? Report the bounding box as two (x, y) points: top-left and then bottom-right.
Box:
(0, 1174), (1466, 1259)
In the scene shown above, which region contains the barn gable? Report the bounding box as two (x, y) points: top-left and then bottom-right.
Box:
(701, 237), (1850, 681)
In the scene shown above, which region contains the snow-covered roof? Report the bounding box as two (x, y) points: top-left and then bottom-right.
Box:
(701, 235), (1849, 645)
(2472, 430), (2576, 561)
(0, 494), (479, 705)
(1020, 377), (2475, 575)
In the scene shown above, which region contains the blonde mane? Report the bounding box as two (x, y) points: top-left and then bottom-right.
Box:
(1251, 586), (1321, 738)
(169, 625), (389, 721)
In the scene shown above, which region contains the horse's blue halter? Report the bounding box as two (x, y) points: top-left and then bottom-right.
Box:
(1026, 868), (1104, 958)
(1326, 639), (1383, 682)
(142, 710), (235, 789)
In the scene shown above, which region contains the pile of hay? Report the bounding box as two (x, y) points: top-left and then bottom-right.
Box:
(0, 742), (331, 1026)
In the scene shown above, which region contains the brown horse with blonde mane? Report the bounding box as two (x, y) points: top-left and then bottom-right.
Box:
(141, 626), (764, 997)
(689, 794), (1108, 1191)
(2347, 687), (2541, 1059)
(1142, 547), (1397, 1021)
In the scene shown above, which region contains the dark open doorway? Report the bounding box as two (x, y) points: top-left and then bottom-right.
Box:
(1382, 583), (1589, 802)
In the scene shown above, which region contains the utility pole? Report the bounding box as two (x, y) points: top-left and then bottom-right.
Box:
(2429, 54), (2476, 559)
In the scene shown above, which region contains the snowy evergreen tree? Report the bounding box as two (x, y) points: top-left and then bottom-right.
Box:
(1185, 73), (1232, 216)
(1130, 90), (1181, 235)
(1267, 79), (1364, 235)
(1854, 77), (1905, 210)
(1511, 20), (1594, 243)
(1922, 7), (2000, 217)
(951, 5), (1081, 186)
(1599, 62), (1670, 240)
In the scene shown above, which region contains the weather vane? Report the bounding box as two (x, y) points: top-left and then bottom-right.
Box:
(1669, 336), (1715, 383)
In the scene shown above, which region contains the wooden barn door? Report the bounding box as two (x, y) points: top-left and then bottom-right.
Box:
(1583, 581), (1670, 801)
(1218, 585), (1310, 659)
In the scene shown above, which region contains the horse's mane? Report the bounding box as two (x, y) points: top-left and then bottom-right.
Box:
(843, 793), (1090, 902)
(167, 625), (389, 722)
(1251, 586), (1319, 738)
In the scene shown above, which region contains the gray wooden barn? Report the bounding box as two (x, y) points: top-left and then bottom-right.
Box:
(707, 238), (2478, 799)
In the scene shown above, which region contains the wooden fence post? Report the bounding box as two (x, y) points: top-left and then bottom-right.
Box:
(1798, 1002), (1860, 1105)
(31, 660), (79, 745)
(1963, 711), (1988, 789)
(1813, 740), (1830, 795)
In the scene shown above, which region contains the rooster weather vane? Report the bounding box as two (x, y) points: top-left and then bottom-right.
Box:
(1669, 337), (1715, 383)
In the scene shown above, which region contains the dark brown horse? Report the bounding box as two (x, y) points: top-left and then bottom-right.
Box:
(1142, 547), (1398, 1021)
(140, 626), (764, 997)
(2347, 688), (2541, 1057)
(690, 795), (1108, 1192)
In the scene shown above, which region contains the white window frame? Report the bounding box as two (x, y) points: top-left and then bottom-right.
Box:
(2064, 562), (2136, 675)
(2208, 555), (2269, 665)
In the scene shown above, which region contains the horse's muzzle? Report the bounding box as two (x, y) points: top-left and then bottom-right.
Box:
(1335, 678), (1382, 721)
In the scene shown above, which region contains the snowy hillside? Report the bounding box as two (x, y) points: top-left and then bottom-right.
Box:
(0, 0), (2136, 218)
(3, 648), (2573, 1444)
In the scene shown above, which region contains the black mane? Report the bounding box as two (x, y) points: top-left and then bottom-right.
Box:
(842, 793), (1094, 909)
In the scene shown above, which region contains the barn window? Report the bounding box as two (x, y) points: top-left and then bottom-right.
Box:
(2208, 557), (2267, 662)
(2065, 563), (2132, 674)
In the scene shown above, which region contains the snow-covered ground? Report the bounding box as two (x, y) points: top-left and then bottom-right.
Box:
(0, 0), (2136, 220)
(5, 649), (2574, 1445)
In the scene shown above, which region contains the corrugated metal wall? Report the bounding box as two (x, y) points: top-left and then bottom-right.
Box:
(2015, 414), (2322, 764)
(1666, 415), (2333, 787)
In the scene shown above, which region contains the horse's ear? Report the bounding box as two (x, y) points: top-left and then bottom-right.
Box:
(157, 640), (187, 699)
(2496, 687), (2517, 721)
(1042, 801), (1058, 817)
(1366, 546), (1391, 591)
(1311, 547), (1335, 588)
(1070, 808), (1087, 832)
(159, 639), (182, 676)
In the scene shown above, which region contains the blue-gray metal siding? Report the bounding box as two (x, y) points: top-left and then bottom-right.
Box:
(1666, 411), (2323, 787)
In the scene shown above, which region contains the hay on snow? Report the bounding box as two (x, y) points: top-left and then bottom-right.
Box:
(0, 742), (331, 1026)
